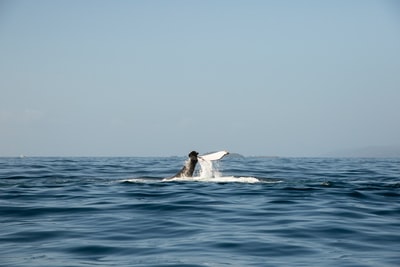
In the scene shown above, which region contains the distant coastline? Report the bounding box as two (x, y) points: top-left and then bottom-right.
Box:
(326, 146), (400, 158)
(3, 147), (400, 158)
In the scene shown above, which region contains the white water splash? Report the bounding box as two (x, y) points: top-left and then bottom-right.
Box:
(122, 154), (269, 184)
(162, 176), (261, 183)
(198, 158), (221, 178)
(163, 157), (261, 183)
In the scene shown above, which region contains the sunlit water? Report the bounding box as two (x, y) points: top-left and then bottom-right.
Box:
(1, 156), (399, 266)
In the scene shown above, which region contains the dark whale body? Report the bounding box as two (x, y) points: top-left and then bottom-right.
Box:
(171, 151), (199, 178)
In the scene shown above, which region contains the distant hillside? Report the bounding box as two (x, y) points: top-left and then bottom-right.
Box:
(225, 153), (245, 159)
(327, 146), (400, 158)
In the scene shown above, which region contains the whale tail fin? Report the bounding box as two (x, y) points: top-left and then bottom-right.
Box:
(198, 151), (229, 161)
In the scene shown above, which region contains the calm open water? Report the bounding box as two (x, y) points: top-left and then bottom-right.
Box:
(0, 156), (399, 267)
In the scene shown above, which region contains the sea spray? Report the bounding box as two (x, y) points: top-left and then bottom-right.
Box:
(198, 158), (221, 178)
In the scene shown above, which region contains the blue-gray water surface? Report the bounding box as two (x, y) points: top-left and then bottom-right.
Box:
(1, 156), (399, 266)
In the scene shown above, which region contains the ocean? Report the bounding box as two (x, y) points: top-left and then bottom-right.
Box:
(0, 156), (399, 267)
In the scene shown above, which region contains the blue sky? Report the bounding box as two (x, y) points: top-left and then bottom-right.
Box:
(1, 0), (399, 156)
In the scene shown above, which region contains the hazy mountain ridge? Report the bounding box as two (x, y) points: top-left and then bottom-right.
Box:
(327, 146), (400, 158)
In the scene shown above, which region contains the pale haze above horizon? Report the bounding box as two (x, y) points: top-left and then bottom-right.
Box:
(1, 0), (400, 157)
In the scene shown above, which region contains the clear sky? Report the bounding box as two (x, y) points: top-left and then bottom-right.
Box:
(1, 0), (399, 157)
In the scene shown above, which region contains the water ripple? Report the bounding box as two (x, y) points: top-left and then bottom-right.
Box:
(0, 157), (399, 266)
